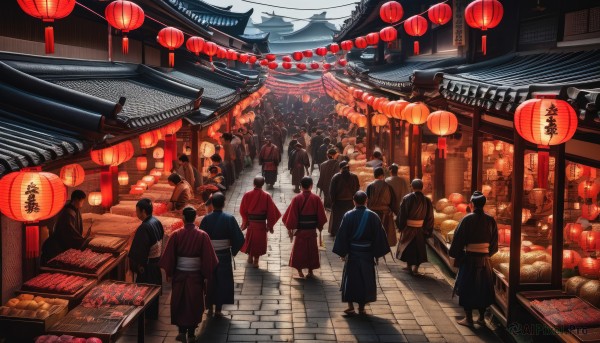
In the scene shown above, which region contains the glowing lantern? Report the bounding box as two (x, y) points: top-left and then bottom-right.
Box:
(239, 54), (249, 63)
(139, 131), (159, 149)
(186, 36), (205, 56)
(216, 47), (227, 59)
(391, 100), (409, 119)
(105, 0), (144, 54)
(292, 51), (303, 61)
(155, 161), (164, 169)
(302, 94), (311, 103)
(482, 185), (492, 197)
(564, 223), (583, 244)
(310, 62), (319, 70)
(578, 180), (600, 200)
(341, 40), (353, 51)
(379, 26), (397, 46)
(379, 1), (404, 24)
(482, 141), (495, 157)
(465, 0), (504, 55)
(268, 61), (278, 70)
(203, 42), (218, 61)
(522, 209), (532, 224)
(150, 169), (162, 178)
(117, 171), (129, 186)
(17, 0), (76, 54)
(404, 15), (428, 55)
(580, 231), (600, 251)
(426, 110), (458, 158)
(355, 36), (368, 49)
(366, 33), (379, 46)
(136, 156), (148, 171)
(88, 192), (103, 206)
(498, 226), (511, 245)
(227, 49), (238, 61)
(562, 250), (581, 269)
(371, 113), (389, 127)
(282, 56), (291, 62)
(315, 47), (328, 57)
(494, 157), (511, 175)
(323, 63), (332, 71)
(60, 164), (85, 187)
(161, 119), (182, 136)
(329, 43), (340, 54)
(428, 3), (452, 25)
(136, 181), (148, 189)
(448, 193), (464, 205)
(129, 186), (144, 195)
(153, 147), (165, 159)
(266, 54), (276, 61)
(566, 163), (584, 181)
(157, 27), (184, 67)
(356, 115), (368, 128)
(302, 50), (313, 58)
(402, 102), (430, 125)
(515, 99), (577, 188)
(579, 257), (600, 279)
(142, 175), (156, 187)
(282, 62), (292, 70)
(0, 170), (67, 257)
(91, 141), (134, 166)
(582, 204), (599, 221)
(248, 55), (257, 64)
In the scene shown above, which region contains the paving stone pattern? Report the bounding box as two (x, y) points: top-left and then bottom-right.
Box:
(119, 151), (502, 343)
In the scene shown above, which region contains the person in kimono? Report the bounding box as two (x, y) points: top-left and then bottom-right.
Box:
(366, 167), (397, 247)
(258, 136), (281, 189)
(159, 207), (218, 343)
(282, 177), (327, 278)
(168, 173), (193, 210)
(310, 130), (324, 172)
(221, 133), (237, 184)
(177, 154), (195, 191)
(129, 199), (164, 320)
(329, 161), (360, 237)
(333, 191), (391, 316)
(240, 176), (282, 268)
(317, 149), (340, 209)
(365, 151), (384, 168)
(290, 143), (310, 193)
(385, 164), (410, 215)
(396, 179), (434, 275)
(200, 193), (245, 318)
(449, 191), (499, 327)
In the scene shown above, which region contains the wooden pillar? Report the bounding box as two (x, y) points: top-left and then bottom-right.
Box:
(471, 109), (482, 193)
(399, 121), (405, 158)
(389, 119), (395, 163)
(415, 125), (423, 178)
(508, 130), (525, 324)
(366, 108), (373, 159)
(434, 149), (445, 201)
(191, 126), (200, 172)
(551, 144), (566, 289)
(408, 124), (414, 181)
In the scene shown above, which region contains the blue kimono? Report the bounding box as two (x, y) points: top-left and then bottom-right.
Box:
(333, 206), (391, 304)
(200, 210), (245, 305)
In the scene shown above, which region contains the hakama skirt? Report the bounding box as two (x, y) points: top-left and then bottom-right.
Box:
(340, 250), (377, 304)
(453, 252), (494, 309)
(289, 229), (320, 270)
(207, 251), (235, 305)
(241, 222), (268, 257)
(329, 200), (354, 236)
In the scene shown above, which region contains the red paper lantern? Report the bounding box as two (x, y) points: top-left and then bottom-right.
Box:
(578, 180), (600, 200)
(60, 163), (85, 187)
(310, 62), (319, 70)
(379, 26), (397, 45)
(161, 119), (183, 136)
(227, 49), (238, 61)
(157, 27), (184, 67)
(302, 94), (311, 103)
(402, 102), (430, 125)
(341, 40), (354, 51)
(136, 156), (148, 171)
(371, 113), (389, 127)
(379, 1), (404, 24)
(329, 43), (340, 54)
(404, 15), (428, 55)
(91, 141), (134, 166)
(17, 0), (76, 54)
(580, 231), (600, 251)
(266, 54), (276, 61)
(356, 115), (368, 128)
(282, 55), (292, 62)
(297, 63), (307, 71)
(139, 130), (159, 149)
(427, 110), (458, 158)
(292, 51), (303, 61)
(268, 61), (278, 70)
(302, 50), (313, 58)
(0, 170), (67, 257)
(391, 100), (409, 119)
(239, 53), (249, 63)
(216, 47), (227, 59)
(105, 0), (144, 55)
(248, 55), (258, 64)
(338, 59), (348, 67)
(323, 63), (332, 71)
(579, 257), (600, 279)
(315, 47), (328, 57)
(260, 59), (269, 66)
(186, 36), (205, 56)
(118, 171), (129, 186)
(203, 41), (218, 61)
(465, 0), (504, 55)
(498, 226), (511, 245)
(355, 36), (368, 49)
(282, 62), (292, 70)
(582, 204), (600, 221)
(515, 98), (578, 189)
(564, 223), (583, 244)
(366, 32), (380, 46)
(562, 250), (581, 269)
(428, 3), (452, 25)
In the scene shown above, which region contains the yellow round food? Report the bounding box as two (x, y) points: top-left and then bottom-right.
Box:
(34, 296), (45, 304)
(15, 300), (32, 310)
(436, 198), (450, 212)
(39, 303), (51, 311)
(532, 261), (551, 283)
(522, 251), (550, 265)
(17, 294), (34, 301)
(565, 276), (590, 295)
(442, 206), (457, 215)
(26, 301), (40, 311)
(498, 263), (510, 279)
(579, 280), (600, 307)
(491, 251), (510, 269)
(453, 212), (466, 221)
(520, 265), (539, 283)
(35, 310), (49, 319)
(6, 298), (19, 308)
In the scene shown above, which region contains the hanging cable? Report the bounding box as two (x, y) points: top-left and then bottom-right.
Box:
(243, 0), (358, 10)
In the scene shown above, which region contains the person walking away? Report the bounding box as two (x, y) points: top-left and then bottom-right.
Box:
(282, 177), (327, 278)
(258, 136), (280, 189)
(290, 143), (310, 193)
(200, 193), (245, 318)
(317, 149), (340, 209)
(240, 176), (281, 268)
(328, 161), (360, 237)
(385, 164), (410, 213)
(221, 133), (237, 184)
(42, 190), (91, 264)
(396, 179), (434, 275)
(310, 130), (324, 173)
(449, 191), (498, 327)
(366, 167), (397, 247)
(316, 137), (331, 169)
(167, 173), (193, 210)
(159, 207), (218, 343)
(333, 191), (390, 315)
(129, 199), (164, 320)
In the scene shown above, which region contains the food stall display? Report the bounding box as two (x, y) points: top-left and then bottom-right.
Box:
(46, 250), (113, 273)
(0, 294), (69, 341)
(23, 273), (95, 296)
(36, 335), (102, 343)
(87, 235), (128, 254)
(82, 282), (151, 308)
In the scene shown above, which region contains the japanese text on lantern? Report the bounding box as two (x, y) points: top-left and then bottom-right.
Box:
(453, 0), (466, 46)
(25, 182), (40, 214)
(544, 103), (558, 138)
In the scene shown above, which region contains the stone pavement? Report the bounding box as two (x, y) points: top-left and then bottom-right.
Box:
(119, 152), (503, 343)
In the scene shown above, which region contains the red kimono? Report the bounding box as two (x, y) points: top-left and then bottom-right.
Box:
(240, 188), (281, 257)
(282, 191), (327, 270)
(159, 224), (218, 328)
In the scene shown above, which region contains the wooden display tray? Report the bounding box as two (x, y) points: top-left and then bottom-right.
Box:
(87, 233), (130, 255)
(48, 281), (161, 343)
(41, 250), (127, 280)
(0, 305), (67, 341)
(17, 278), (96, 309)
(518, 290), (600, 343)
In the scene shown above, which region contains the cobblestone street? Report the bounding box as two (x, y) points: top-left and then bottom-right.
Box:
(120, 153), (502, 343)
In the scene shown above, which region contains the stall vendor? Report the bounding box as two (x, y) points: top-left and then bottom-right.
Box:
(168, 173), (193, 211)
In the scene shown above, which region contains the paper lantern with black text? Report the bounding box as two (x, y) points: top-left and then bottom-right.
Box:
(157, 27), (184, 67)
(60, 163), (85, 187)
(17, 0), (76, 54)
(465, 0), (504, 55)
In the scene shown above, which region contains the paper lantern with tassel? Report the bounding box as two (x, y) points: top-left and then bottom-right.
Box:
(186, 36), (205, 56)
(88, 192), (103, 206)
(0, 170), (67, 257)
(402, 102), (430, 125)
(426, 110), (458, 158)
(136, 156), (148, 171)
(465, 0), (504, 55)
(17, 0), (76, 54)
(60, 163), (85, 187)
(139, 131), (159, 149)
(355, 36), (368, 49)
(366, 33), (380, 46)
(379, 1), (403, 24)
(329, 43), (340, 54)
(356, 115), (368, 128)
(428, 3), (452, 25)
(157, 27), (184, 68)
(118, 171), (129, 186)
(404, 15), (428, 55)
(203, 41), (218, 62)
(379, 26), (397, 47)
(105, 0), (144, 55)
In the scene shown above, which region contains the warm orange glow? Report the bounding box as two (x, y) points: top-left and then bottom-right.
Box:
(90, 141), (134, 166)
(427, 111), (458, 136)
(562, 250), (581, 269)
(564, 223), (583, 244)
(402, 102), (429, 125)
(136, 156), (148, 171)
(153, 147), (165, 159)
(88, 192), (103, 206)
(515, 99), (578, 147)
(118, 171), (129, 186)
(579, 257), (600, 279)
(139, 131), (159, 149)
(448, 193), (464, 205)
(371, 113), (389, 127)
(60, 163), (85, 187)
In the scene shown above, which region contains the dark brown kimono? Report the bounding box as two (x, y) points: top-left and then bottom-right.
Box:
(395, 191), (434, 265)
(328, 170), (360, 236)
(317, 159), (340, 209)
(366, 179), (397, 247)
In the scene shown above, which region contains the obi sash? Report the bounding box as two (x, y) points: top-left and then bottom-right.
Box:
(298, 214), (318, 229)
(248, 213), (267, 222)
(466, 243), (490, 254)
(407, 219), (424, 227)
(350, 241), (372, 253)
(211, 239), (231, 252)
(149, 240), (162, 259)
(176, 256), (202, 272)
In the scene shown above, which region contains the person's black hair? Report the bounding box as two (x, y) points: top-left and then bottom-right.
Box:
(254, 176), (265, 188)
(300, 176), (313, 189)
(168, 173), (182, 184)
(353, 191), (368, 205)
(374, 167), (385, 178)
(208, 166), (218, 173)
(210, 154), (222, 162)
(136, 198), (153, 216)
(182, 206), (196, 223)
(71, 190), (86, 201)
(373, 151), (382, 159)
(389, 163), (399, 174)
(411, 179), (424, 191)
(179, 154), (189, 163)
(323, 138), (331, 145)
(343, 156), (350, 162)
(211, 192), (225, 209)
